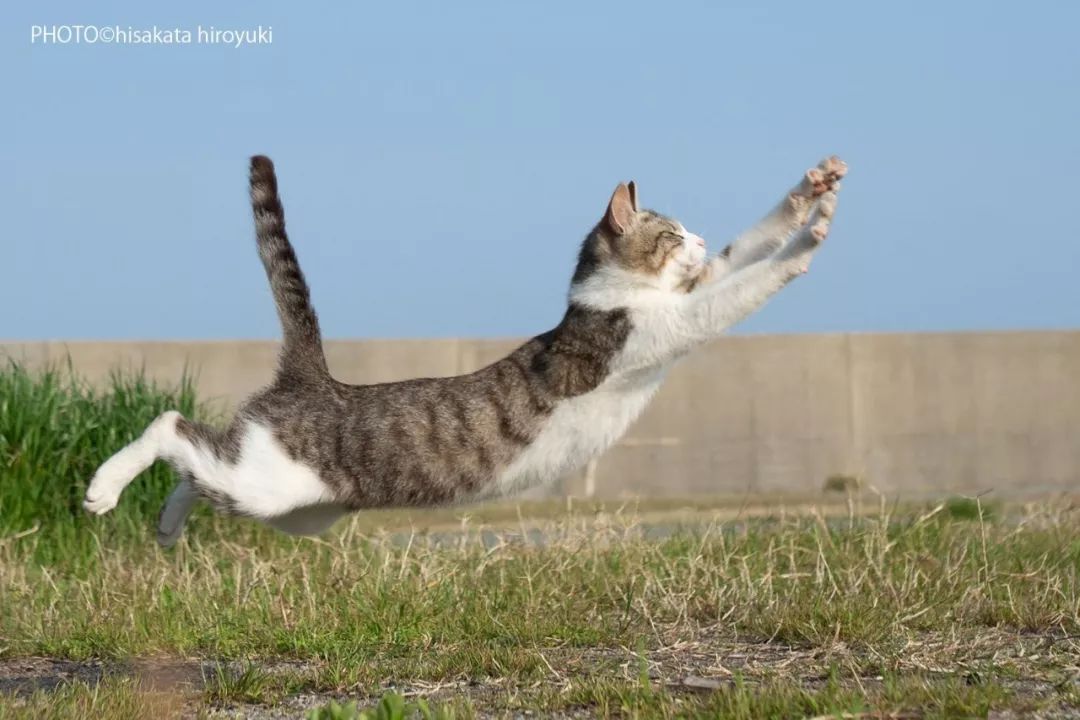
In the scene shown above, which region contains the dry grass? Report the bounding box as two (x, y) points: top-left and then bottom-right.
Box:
(2, 497), (1080, 717)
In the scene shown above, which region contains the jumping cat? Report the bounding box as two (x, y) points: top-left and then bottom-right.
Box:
(84, 155), (847, 546)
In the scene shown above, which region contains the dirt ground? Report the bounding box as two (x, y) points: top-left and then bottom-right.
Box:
(3, 628), (1079, 719)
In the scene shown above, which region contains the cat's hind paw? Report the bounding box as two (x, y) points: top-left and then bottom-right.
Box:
(83, 481), (121, 515)
(156, 510), (184, 548)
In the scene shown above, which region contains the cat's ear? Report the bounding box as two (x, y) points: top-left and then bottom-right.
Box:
(627, 181), (639, 212)
(605, 182), (636, 235)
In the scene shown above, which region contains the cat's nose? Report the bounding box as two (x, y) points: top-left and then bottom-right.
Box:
(695, 237), (705, 248)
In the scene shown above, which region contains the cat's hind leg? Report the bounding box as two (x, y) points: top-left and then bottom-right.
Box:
(156, 474), (200, 548)
(84, 410), (224, 519)
(84, 410), (188, 515)
(87, 410), (343, 538)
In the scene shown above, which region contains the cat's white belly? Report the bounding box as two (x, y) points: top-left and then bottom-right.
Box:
(491, 367), (668, 497)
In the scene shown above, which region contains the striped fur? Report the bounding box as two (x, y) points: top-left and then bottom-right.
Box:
(249, 156), (328, 382)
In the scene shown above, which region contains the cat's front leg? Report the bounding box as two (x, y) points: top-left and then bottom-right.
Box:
(710, 156), (846, 278)
(683, 190), (838, 340)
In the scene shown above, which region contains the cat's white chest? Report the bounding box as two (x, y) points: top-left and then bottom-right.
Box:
(491, 365), (667, 497)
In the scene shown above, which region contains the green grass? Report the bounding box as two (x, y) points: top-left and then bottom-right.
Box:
(0, 360), (206, 563)
(202, 660), (279, 706)
(943, 494), (1000, 522)
(306, 693), (463, 720)
(2, 361), (1079, 718)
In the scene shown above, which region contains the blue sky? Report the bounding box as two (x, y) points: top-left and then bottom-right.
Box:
(4, 2), (1078, 340)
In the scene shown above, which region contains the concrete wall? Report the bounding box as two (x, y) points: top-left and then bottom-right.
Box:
(4, 331), (1078, 498)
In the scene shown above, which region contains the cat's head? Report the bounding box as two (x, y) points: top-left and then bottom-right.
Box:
(571, 182), (708, 297)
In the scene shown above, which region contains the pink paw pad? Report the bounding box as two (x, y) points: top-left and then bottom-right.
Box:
(820, 155), (848, 180)
(804, 168), (829, 195)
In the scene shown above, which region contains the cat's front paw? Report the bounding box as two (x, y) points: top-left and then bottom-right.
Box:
(817, 155), (847, 187)
(793, 189), (838, 270)
(807, 155), (846, 194)
(795, 156), (847, 199)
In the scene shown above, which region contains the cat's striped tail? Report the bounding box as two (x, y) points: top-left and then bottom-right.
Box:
(249, 155), (329, 382)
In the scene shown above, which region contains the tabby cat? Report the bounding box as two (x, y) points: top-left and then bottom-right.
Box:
(84, 155), (847, 546)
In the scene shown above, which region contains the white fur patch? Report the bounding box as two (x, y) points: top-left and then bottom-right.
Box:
(196, 421), (337, 519)
(658, 223), (708, 290)
(492, 264), (699, 497)
(569, 266), (698, 371)
(491, 366), (667, 497)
